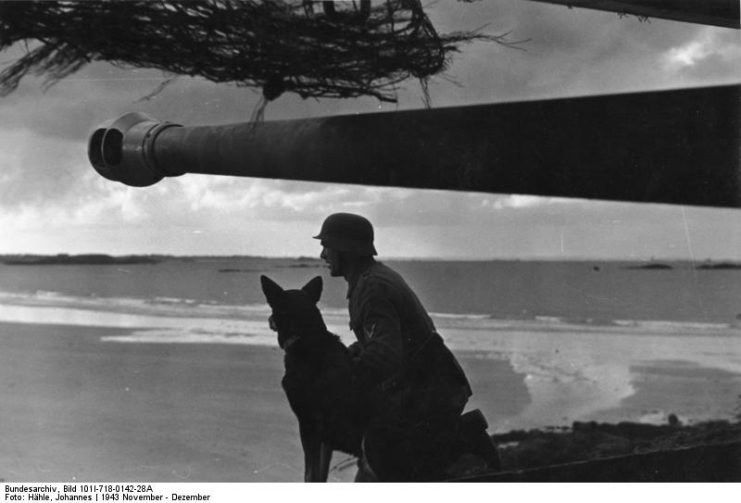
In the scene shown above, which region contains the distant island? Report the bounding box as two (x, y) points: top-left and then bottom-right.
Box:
(696, 262), (741, 270)
(2, 254), (158, 265)
(625, 263), (673, 270)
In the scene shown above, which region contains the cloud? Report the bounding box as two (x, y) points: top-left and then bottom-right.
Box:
(0, 128), (91, 207)
(171, 176), (378, 219)
(428, 1), (740, 104)
(479, 194), (571, 210)
(662, 29), (741, 81)
(2, 164), (739, 259)
(1, 178), (144, 233)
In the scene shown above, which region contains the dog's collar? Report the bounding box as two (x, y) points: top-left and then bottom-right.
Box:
(282, 334), (301, 352)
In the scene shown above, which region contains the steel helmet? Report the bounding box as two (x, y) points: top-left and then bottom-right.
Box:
(314, 213), (377, 256)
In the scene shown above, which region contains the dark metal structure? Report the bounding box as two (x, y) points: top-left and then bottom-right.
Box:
(89, 85), (740, 208)
(528, 0), (740, 29)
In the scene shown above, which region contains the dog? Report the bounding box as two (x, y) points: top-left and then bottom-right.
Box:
(260, 275), (364, 482)
(260, 275), (500, 482)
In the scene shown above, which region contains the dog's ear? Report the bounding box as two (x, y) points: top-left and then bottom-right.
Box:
(301, 276), (323, 304)
(260, 275), (284, 306)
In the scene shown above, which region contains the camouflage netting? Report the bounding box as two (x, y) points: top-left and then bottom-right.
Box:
(0, 0), (507, 104)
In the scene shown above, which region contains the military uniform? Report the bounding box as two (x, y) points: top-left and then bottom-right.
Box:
(347, 261), (472, 481)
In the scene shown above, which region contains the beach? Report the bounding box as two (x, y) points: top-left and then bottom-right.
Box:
(1, 319), (739, 482)
(0, 322), (303, 482)
(1, 321), (529, 482)
(1, 258), (740, 482)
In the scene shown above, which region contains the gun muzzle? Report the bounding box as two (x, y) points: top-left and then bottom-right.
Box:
(87, 85), (740, 208)
(88, 112), (183, 187)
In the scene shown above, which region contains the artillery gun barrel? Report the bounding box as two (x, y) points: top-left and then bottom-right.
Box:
(88, 85), (740, 208)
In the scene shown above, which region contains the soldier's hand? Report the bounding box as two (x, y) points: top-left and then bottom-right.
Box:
(348, 341), (363, 357)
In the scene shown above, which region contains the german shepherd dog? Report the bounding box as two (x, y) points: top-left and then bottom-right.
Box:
(260, 275), (364, 482)
(260, 275), (500, 482)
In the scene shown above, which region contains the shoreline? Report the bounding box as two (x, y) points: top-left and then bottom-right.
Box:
(3, 258), (741, 326)
(3, 254), (741, 264)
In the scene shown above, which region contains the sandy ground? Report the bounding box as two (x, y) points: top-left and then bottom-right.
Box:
(0, 322), (300, 482)
(0, 321), (739, 482)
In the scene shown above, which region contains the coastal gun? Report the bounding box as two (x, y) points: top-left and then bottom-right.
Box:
(88, 84), (740, 208)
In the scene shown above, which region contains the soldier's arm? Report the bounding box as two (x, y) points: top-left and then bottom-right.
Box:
(353, 281), (404, 388)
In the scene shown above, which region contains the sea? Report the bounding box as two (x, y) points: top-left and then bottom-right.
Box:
(1, 257), (740, 429)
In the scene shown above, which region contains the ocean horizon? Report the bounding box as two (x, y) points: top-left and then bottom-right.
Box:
(4, 252), (741, 261)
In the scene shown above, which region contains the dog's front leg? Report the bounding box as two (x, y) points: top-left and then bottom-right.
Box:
(299, 418), (328, 482)
(318, 441), (333, 481)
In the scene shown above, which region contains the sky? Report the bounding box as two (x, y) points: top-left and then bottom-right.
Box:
(1, 0), (740, 260)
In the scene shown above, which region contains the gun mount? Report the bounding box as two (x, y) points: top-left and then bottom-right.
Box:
(88, 84), (740, 208)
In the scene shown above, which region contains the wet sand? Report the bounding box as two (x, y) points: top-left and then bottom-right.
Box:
(1, 321), (739, 482)
(0, 322), (299, 482)
(590, 360), (741, 424)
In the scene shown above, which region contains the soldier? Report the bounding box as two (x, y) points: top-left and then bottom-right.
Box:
(314, 212), (473, 481)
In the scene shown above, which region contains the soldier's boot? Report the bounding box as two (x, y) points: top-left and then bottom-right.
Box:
(459, 409), (501, 471)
